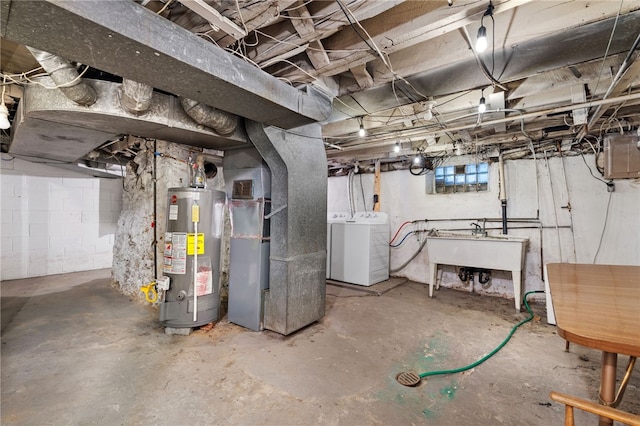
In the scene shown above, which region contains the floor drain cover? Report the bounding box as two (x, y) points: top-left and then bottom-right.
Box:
(396, 371), (421, 387)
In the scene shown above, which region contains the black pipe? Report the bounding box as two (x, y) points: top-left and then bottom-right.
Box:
(501, 200), (508, 234)
(153, 140), (157, 279)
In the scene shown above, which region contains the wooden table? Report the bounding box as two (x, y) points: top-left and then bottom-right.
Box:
(546, 263), (640, 426)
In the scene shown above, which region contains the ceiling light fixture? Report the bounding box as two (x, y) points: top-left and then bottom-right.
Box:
(413, 155), (422, 165)
(475, 1), (494, 53)
(0, 76), (10, 130)
(424, 100), (436, 121)
(358, 119), (365, 137)
(394, 143), (400, 153)
(478, 90), (487, 114)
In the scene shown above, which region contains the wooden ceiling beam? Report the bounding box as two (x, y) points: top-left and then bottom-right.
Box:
(288, 1), (331, 69)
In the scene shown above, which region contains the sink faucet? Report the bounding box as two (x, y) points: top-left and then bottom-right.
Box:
(470, 221), (487, 236)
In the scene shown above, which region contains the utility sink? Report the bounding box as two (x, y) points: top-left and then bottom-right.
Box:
(425, 231), (529, 311)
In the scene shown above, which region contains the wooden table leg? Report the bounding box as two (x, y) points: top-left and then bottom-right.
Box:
(599, 351), (617, 426)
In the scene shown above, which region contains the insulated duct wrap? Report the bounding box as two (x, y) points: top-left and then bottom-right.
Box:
(26, 46), (97, 106)
(180, 97), (237, 135)
(120, 79), (153, 114)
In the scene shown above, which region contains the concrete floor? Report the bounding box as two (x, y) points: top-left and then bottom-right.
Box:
(2, 269), (639, 425)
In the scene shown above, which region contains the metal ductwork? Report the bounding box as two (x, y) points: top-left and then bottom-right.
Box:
(8, 78), (249, 163)
(26, 46), (97, 106)
(3, 0), (332, 129)
(245, 121), (327, 335)
(119, 79), (153, 115)
(180, 97), (237, 135)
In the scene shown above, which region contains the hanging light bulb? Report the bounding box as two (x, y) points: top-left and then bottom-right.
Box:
(394, 143), (400, 153)
(476, 25), (487, 53)
(358, 122), (365, 137)
(0, 104), (10, 130)
(476, 1), (493, 53)
(478, 91), (487, 114)
(0, 75), (9, 130)
(423, 100), (436, 121)
(413, 155), (422, 165)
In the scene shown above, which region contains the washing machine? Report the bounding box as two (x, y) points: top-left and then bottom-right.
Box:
(331, 212), (389, 286)
(326, 212), (351, 279)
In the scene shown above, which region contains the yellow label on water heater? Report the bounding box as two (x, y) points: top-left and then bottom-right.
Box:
(191, 204), (200, 223)
(187, 233), (205, 255)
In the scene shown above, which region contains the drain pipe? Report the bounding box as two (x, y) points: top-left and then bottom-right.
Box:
(120, 79), (153, 114)
(498, 152), (508, 234)
(179, 97), (237, 135)
(26, 47), (96, 106)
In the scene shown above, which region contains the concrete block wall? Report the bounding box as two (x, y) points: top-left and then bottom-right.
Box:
(1, 157), (122, 280)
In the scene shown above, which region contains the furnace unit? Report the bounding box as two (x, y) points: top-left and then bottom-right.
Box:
(224, 148), (271, 331)
(159, 187), (225, 328)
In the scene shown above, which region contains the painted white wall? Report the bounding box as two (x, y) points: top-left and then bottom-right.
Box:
(1, 157), (122, 280)
(328, 154), (640, 300)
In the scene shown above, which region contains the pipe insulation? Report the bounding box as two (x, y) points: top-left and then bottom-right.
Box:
(26, 47), (97, 106)
(179, 97), (237, 135)
(120, 79), (153, 114)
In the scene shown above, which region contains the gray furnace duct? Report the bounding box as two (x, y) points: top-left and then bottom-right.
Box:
(159, 187), (225, 328)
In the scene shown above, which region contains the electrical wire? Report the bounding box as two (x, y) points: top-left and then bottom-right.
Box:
(416, 290), (545, 380)
(591, 0), (623, 101)
(593, 191), (613, 263)
(358, 172), (367, 211)
(579, 151), (609, 185)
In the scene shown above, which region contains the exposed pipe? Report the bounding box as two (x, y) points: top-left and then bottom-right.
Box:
(330, 91), (640, 153)
(498, 152), (508, 234)
(26, 47), (97, 106)
(179, 97), (237, 135)
(583, 31), (640, 133)
(120, 79), (153, 114)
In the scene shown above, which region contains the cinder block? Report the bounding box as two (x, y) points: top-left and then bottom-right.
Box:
(0, 255), (28, 280)
(93, 252), (114, 268)
(81, 211), (100, 224)
(1, 236), (12, 254)
(1, 222), (27, 238)
(62, 197), (83, 212)
(28, 210), (49, 224)
(1, 211), (11, 224)
(29, 247), (64, 263)
(29, 222), (50, 237)
(62, 254), (94, 273)
(1, 197), (25, 211)
(62, 177), (95, 188)
(49, 210), (82, 224)
(12, 236), (48, 252)
(164, 327), (193, 336)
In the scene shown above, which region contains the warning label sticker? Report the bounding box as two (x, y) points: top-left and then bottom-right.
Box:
(164, 233), (187, 274)
(187, 233), (205, 255)
(169, 204), (178, 221)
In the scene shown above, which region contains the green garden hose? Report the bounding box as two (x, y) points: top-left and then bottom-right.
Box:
(396, 290), (545, 386)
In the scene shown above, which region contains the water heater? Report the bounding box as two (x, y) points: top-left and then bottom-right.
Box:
(159, 187), (225, 328)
